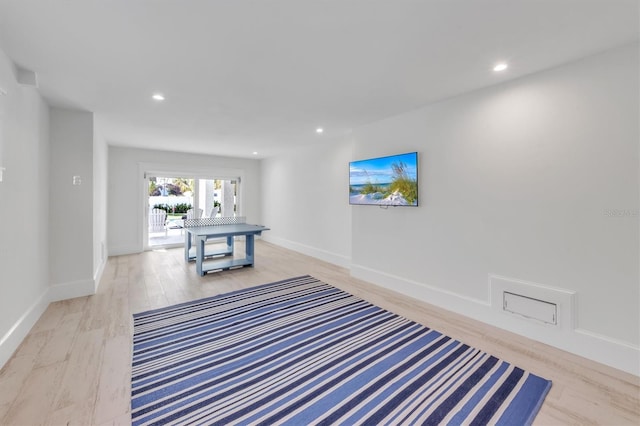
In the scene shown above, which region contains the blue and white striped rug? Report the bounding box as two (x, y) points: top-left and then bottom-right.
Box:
(131, 275), (551, 425)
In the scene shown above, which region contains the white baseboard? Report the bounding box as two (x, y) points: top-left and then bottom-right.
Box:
(1, 275), (100, 370)
(93, 257), (106, 292)
(108, 244), (140, 257)
(351, 263), (640, 377)
(0, 290), (50, 369)
(263, 235), (351, 268)
(49, 279), (96, 302)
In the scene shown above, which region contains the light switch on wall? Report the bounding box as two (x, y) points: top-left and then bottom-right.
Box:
(72, 175), (82, 185)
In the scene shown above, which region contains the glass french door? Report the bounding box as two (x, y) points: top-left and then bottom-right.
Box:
(145, 175), (239, 249)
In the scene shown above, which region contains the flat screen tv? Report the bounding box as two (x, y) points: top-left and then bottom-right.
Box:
(349, 152), (418, 206)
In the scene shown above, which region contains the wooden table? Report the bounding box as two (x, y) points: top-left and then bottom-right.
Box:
(184, 223), (270, 276)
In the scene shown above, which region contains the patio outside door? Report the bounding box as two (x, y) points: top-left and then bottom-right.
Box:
(146, 176), (239, 249)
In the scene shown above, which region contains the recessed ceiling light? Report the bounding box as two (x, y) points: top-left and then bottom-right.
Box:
(316, 128), (324, 134)
(252, 151), (258, 155)
(152, 93), (165, 101)
(493, 63), (508, 72)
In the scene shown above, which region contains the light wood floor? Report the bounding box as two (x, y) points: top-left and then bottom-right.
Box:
(0, 241), (638, 425)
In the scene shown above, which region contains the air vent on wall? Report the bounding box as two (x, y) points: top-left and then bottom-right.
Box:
(503, 291), (557, 325)
(490, 275), (575, 330)
(16, 67), (38, 87)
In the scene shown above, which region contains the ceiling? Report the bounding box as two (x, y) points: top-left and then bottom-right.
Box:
(0, 0), (637, 159)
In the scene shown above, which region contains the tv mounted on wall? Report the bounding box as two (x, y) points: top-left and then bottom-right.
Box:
(349, 152), (418, 206)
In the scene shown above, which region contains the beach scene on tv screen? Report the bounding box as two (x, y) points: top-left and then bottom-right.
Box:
(349, 152), (418, 206)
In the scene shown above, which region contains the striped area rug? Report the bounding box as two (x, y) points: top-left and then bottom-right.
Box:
(131, 275), (551, 425)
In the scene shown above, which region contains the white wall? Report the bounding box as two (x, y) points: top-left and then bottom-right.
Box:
(261, 140), (352, 267)
(0, 49), (51, 368)
(262, 43), (639, 375)
(49, 108), (95, 299)
(108, 146), (262, 255)
(350, 43), (639, 374)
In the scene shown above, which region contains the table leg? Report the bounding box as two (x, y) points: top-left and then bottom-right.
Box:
(196, 236), (206, 276)
(227, 236), (234, 254)
(184, 231), (192, 262)
(246, 235), (255, 265)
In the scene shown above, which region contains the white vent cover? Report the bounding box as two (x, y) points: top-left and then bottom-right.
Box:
(490, 275), (575, 330)
(503, 292), (557, 325)
(16, 67), (38, 87)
